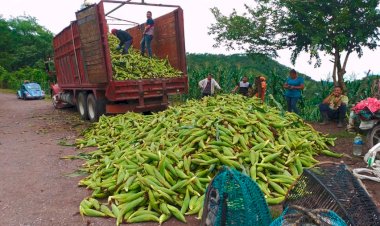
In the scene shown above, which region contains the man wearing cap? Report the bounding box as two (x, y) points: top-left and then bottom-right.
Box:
(198, 74), (221, 97)
(111, 29), (133, 55)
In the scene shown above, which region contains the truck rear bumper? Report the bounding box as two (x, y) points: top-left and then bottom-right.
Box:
(106, 103), (168, 114)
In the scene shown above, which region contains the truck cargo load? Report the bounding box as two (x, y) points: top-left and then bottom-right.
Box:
(51, 0), (188, 121)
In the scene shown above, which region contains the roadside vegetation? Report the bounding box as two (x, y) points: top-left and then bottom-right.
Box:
(0, 11), (379, 122)
(0, 16), (53, 91)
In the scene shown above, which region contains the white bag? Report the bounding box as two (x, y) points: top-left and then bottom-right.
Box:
(364, 142), (380, 168)
(353, 143), (380, 182)
(359, 120), (377, 130)
(353, 168), (380, 182)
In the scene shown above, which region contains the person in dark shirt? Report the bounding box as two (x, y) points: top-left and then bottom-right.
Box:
(232, 76), (252, 96)
(140, 11), (155, 57)
(111, 29), (133, 54)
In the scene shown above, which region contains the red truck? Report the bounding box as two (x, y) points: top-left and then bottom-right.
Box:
(50, 0), (188, 121)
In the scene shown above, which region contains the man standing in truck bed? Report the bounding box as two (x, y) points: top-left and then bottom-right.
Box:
(111, 29), (133, 55)
(141, 11), (154, 57)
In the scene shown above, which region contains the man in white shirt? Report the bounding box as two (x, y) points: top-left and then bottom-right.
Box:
(198, 74), (221, 97)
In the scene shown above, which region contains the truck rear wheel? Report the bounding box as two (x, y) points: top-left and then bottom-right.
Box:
(87, 93), (106, 122)
(77, 92), (89, 120)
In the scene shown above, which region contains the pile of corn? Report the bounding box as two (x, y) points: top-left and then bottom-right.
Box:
(76, 94), (340, 225)
(108, 35), (182, 80)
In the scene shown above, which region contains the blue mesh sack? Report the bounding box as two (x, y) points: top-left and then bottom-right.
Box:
(200, 166), (272, 226)
(358, 109), (373, 120)
(270, 205), (347, 226)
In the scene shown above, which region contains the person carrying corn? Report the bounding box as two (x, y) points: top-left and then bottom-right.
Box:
(111, 29), (133, 55)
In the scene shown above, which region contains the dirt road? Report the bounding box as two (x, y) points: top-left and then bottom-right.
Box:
(0, 91), (378, 226)
(0, 91), (104, 226)
(0, 91), (199, 226)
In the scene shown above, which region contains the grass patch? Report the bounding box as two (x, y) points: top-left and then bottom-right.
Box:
(62, 169), (89, 177)
(58, 138), (75, 146)
(0, 88), (16, 94)
(0, 89), (51, 101)
(327, 130), (356, 139)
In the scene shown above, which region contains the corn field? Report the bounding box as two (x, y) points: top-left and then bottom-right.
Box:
(184, 55), (380, 122)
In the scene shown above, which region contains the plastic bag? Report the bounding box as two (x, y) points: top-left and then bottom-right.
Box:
(364, 142), (380, 168)
(353, 143), (380, 182)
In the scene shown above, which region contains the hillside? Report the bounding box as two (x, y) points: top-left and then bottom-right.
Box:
(187, 53), (312, 81)
(185, 53), (318, 100)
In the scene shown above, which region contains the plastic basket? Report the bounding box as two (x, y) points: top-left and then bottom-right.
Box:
(283, 163), (380, 226)
(200, 166), (272, 226)
(270, 205), (347, 226)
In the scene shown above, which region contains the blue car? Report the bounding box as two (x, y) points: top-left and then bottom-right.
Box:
(17, 82), (45, 100)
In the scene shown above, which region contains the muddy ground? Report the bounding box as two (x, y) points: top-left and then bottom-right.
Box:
(0, 90), (378, 226)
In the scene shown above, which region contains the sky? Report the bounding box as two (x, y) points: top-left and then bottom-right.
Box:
(1, 0), (380, 81)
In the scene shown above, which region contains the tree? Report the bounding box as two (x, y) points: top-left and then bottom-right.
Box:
(0, 15), (53, 71)
(209, 0), (380, 89)
(0, 16), (15, 70)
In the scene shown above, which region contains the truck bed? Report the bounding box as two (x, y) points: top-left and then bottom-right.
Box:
(52, 1), (188, 114)
(105, 76), (187, 113)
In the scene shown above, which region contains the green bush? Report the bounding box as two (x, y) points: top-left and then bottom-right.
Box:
(0, 66), (50, 92)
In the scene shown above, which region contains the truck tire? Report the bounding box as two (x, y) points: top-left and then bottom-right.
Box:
(366, 124), (380, 149)
(87, 93), (106, 122)
(77, 92), (89, 120)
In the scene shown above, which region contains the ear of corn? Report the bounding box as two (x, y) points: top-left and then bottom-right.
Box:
(75, 94), (339, 224)
(108, 35), (182, 80)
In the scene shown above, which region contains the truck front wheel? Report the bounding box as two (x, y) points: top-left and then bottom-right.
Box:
(87, 93), (106, 122)
(77, 92), (89, 120)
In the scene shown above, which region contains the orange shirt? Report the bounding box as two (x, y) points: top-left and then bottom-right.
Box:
(255, 77), (267, 101)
